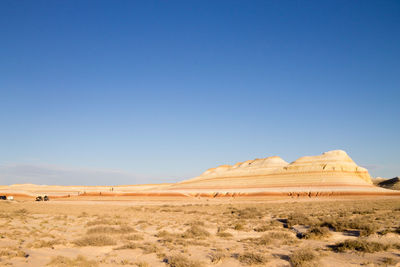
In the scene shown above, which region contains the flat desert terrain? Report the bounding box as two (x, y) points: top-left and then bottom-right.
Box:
(1, 197), (400, 267)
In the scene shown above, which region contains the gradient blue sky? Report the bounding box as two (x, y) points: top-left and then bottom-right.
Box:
(1, 1), (399, 185)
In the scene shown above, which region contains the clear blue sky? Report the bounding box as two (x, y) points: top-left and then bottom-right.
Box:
(0, 1), (399, 185)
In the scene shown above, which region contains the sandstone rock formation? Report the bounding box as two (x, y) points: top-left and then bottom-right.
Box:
(169, 150), (375, 192)
(1, 150), (398, 199)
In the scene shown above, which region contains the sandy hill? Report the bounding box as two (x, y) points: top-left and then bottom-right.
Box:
(168, 150), (381, 194)
(1, 150), (399, 198)
(377, 177), (400, 190)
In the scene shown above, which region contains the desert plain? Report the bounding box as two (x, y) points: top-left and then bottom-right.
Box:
(1, 150), (400, 267)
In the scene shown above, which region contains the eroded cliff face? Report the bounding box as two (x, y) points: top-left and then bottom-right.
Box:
(172, 150), (372, 190)
(281, 150), (372, 184)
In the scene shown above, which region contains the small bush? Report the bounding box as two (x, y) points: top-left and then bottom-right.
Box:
(287, 212), (318, 227)
(86, 225), (135, 235)
(114, 242), (138, 250)
(182, 225), (210, 239)
(125, 234), (143, 241)
(14, 209), (28, 215)
(208, 249), (227, 264)
(254, 224), (271, 232)
(289, 248), (317, 267)
(139, 242), (161, 254)
(255, 231), (297, 246)
(381, 257), (396, 265)
(216, 231), (233, 238)
(29, 239), (60, 248)
(332, 239), (390, 253)
(47, 255), (98, 267)
(233, 222), (245, 231)
(0, 248), (28, 258)
(163, 254), (203, 267)
(303, 226), (331, 239)
(236, 207), (263, 219)
(73, 235), (116, 246)
(86, 219), (113, 226)
(237, 252), (268, 265)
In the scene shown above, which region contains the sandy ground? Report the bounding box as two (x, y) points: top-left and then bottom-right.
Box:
(1, 197), (400, 266)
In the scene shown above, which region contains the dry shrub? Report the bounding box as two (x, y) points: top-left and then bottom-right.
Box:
(287, 212), (318, 227)
(303, 226), (331, 239)
(125, 234), (143, 241)
(0, 248), (27, 258)
(114, 242), (138, 250)
(78, 212), (89, 218)
(73, 235), (116, 246)
(321, 217), (378, 236)
(86, 219), (114, 226)
(254, 224), (271, 232)
(14, 209), (28, 215)
(216, 231), (233, 238)
(237, 252), (268, 265)
(163, 254), (203, 267)
(289, 248), (317, 267)
(29, 239), (60, 248)
(208, 249), (227, 264)
(254, 220), (282, 232)
(233, 207), (263, 219)
(332, 239), (390, 253)
(381, 257), (396, 265)
(233, 222), (245, 231)
(156, 230), (179, 243)
(182, 225), (210, 239)
(186, 220), (205, 227)
(86, 225), (135, 234)
(135, 262), (149, 267)
(347, 220), (379, 237)
(139, 242), (162, 254)
(253, 231), (297, 246)
(47, 255), (97, 267)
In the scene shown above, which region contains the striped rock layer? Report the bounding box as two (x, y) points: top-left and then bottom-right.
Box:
(169, 150), (376, 192)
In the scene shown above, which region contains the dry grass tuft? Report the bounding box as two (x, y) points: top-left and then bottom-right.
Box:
(73, 235), (116, 246)
(182, 225), (210, 239)
(47, 255), (98, 267)
(381, 257), (396, 265)
(14, 208), (29, 215)
(208, 249), (227, 264)
(114, 242), (138, 250)
(86, 219), (114, 226)
(163, 254), (203, 267)
(135, 262), (149, 267)
(233, 222), (245, 231)
(289, 248), (317, 267)
(237, 252), (268, 265)
(303, 226), (331, 239)
(86, 225), (135, 234)
(246, 231), (297, 246)
(29, 239), (60, 248)
(332, 239), (390, 253)
(216, 231), (233, 238)
(0, 248), (28, 258)
(125, 234), (143, 241)
(139, 242), (162, 254)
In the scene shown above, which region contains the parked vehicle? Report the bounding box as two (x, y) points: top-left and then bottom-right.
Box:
(35, 195), (50, 201)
